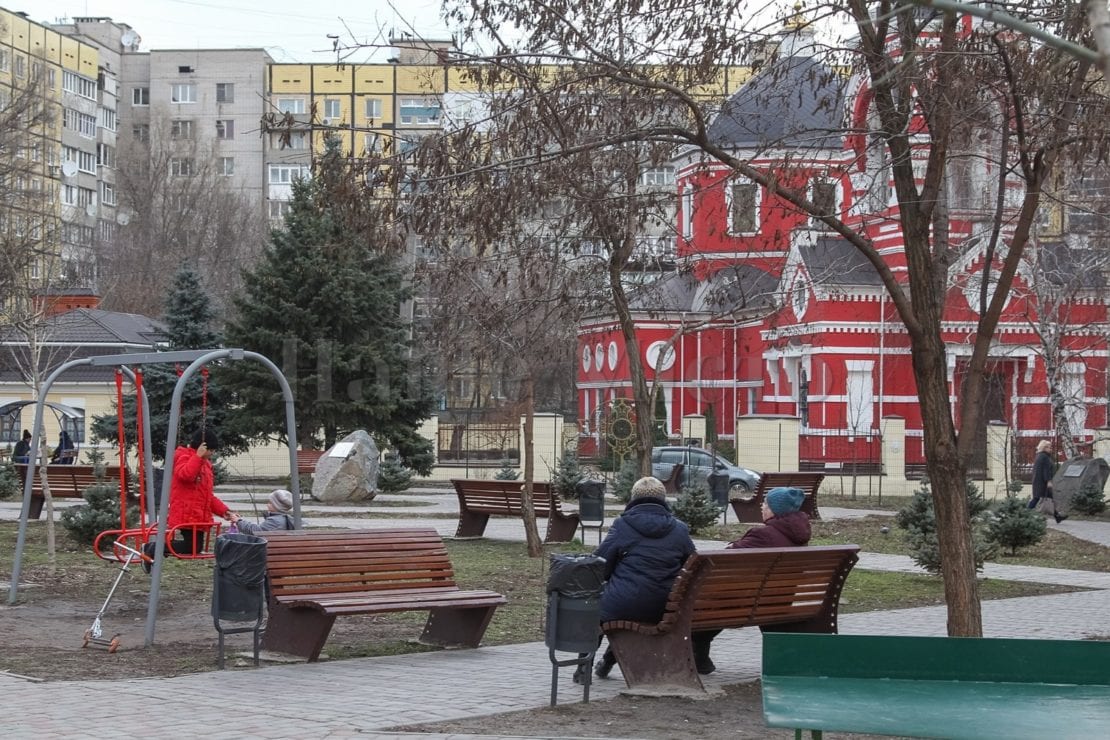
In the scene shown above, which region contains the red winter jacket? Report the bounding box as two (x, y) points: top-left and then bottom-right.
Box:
(168, 446), (229, 528)
(726, 510), (812, 549)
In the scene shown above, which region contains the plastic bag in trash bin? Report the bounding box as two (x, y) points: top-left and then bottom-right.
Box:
(547, 553), (606, 598)
(211, 533), (267, 622)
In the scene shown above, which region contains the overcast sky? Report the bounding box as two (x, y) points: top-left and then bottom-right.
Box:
(23, 0), (449, 63)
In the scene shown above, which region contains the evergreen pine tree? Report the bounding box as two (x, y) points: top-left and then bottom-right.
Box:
(672, 481), (722, 533)
(91, 267), (246, 460)
(612, 458), (640, 503)
(551, 451), (585, 500)
(895, 477), (997, 573)
(986, 495), (1047, 555)
(221, 137), (435, 473)
(377, 452), (413, 493)
(494, 460), (521, 480)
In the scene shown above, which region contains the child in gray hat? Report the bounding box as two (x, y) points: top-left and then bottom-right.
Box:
(230, 489), (297, 533)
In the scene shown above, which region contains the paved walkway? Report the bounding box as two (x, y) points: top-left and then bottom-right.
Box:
(2, 488), (1110, 739)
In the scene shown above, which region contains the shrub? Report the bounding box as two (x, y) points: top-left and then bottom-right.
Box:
(672, 482), (723, 533)
(60, 483), (139, 548)
(377, 452), (413, 493)
(895, 477), (997, 574)
(1071, 482), (1107, 516)
(612, 459), (640, 503)
(494, 460), (520, 480)
(551, 452), (585, 500)
(0, 461), (19, 500)
(986, 495), (1047, 555)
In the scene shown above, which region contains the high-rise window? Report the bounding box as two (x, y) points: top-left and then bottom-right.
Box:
(170, 158), (195, 176)
(216, 119), (234, 139)
(218, 157), (235, 176)
(216, 83), (234, 103)
(171, 119), (194, 139)
(171, 83), (197, 103)
(399, 97), (441, 124)
(277, 98), (304, 114)
(132, 87), (150, 105)
(323, 99), (341, 119)
(365, 97), (382, 119)
(132, 123), (150, 143)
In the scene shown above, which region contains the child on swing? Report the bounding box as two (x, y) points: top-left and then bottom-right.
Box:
(143, 428), (234, 573)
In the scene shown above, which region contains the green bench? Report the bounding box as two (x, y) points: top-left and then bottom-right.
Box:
(762, 633), (1110, 739)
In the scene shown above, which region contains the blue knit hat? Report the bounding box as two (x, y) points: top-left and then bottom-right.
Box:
(766, 487), (806, 516)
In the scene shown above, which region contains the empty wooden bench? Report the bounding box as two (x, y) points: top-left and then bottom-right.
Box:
(451, 479), (581, 543)
(15, 463), (127, 519)
(763, 633), (1110, 739)
(602, 544), (859, 695)
(731, 471), (824, 523)
(260, 528), (507, 661)
(295, 449), (327, 475)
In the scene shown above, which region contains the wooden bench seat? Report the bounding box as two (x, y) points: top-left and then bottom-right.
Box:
(259, 528), (507, 661)
(763, 633), (1110, 739)
(731, 471), (824, 523)
(602, 544), (859, 695)
(451, 479), (581, 543)
(295, 449), (327, 475)
(14, 463), (127, 519)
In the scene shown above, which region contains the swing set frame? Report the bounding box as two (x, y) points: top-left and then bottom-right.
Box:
(7, 348), (299, 648)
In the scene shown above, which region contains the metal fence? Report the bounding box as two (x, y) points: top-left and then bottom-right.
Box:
(799, 429), (884, 476)
(437, 421), (520, 466)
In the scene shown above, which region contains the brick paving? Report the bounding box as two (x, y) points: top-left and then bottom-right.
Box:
(2, 489), (1109, 739)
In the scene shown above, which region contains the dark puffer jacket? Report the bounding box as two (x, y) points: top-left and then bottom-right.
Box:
(727, 510), (812, 549)
(595, 497), (696, 623)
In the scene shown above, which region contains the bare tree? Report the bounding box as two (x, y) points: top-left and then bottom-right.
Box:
(429, 0), (1108, 636)
(98, 108), (268, 316)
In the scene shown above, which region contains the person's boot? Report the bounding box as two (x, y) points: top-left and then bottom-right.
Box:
(1056, 513), (1069, 523)
(695, 654), (716, 675)
(141, 542), (155, 575)
(572, 662), (589, 685)
(594, 651), (616, 679)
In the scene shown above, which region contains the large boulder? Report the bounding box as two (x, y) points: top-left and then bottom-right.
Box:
(311, 430), (380, 503)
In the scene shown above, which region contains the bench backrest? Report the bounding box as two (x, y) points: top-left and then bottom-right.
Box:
(450, 478), (558, 515)
(754, 472), (825, 498)
(295, 449), (327, 474)
(15, 463), (126, 495)
(262, 528), (461, 598)
(658, 545), (859, 632)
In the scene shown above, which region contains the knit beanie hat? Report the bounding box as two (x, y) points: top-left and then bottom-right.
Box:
(269, 489), (294, 512)
(630, 476), (667, 500)
(765, 487), (806, 516)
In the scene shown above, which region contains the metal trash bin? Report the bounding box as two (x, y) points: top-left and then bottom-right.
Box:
(576, 480), (606, 544)
(211, 532), (267, 669)
(708, 471), (731, 514)
(546, 553), (606, 705)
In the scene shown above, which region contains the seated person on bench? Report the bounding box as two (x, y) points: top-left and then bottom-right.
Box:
(691, 486), (811, 674)
(143, 429), (234, 572)
(230, 489), (297, 533)
(586, 476), (696, 683)
(13, 429), (32, 463)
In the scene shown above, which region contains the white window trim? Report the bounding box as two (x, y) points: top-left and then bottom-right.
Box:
(725, 177), (761, 236)
(808, 177), (842, 228)
(681, 188), (694, 240)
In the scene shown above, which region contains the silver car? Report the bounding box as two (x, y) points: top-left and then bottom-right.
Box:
(651, 446), (760, 497)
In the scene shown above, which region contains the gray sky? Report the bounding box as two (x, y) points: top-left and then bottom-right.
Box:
(24, 0), (449, 63)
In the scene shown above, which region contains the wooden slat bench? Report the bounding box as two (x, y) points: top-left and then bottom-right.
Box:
(602, 544), (859, 695)
(731, 471), (824, 523)
(295, 449), (327, 475)
(763, 633), (1110, 739)
(15, 464), (127, 519)
(259, 528), (507, 661)
(451, 479), (581, 543)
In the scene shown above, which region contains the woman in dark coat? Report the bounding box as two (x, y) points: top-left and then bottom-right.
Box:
(586, 476), (696, 682)
(691, 486), (812, 674)
(1028, 439), (1065, 523)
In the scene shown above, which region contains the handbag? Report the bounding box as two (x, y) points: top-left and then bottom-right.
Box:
(1034, 497), (1056, 517)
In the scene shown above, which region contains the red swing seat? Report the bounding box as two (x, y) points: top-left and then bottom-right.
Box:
(93, 521), (226, 563)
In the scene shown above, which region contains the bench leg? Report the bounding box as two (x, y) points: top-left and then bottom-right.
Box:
(605, 629), (705, 696)
(421, 606), (498, 648)
(261, 602), (336, 662)
(28, 496), (44, 520)
(543, 514), (581, 544)
(454, 510), (490, 539)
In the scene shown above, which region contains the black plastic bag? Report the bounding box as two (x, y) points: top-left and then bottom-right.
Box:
(547, 553), (606, 598)
(211, 533), (267, 622)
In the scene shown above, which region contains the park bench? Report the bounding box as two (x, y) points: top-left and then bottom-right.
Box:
(659, 463), (684, 495)
(762, 632), (1110, 739)
(731, 471), (823, 523)
(451, 479), (581, 543)
(15, 463), (127, 519)
(295, 449), (327, 475)
(602, 544), (859, 695)
(259, 527), (507, 661)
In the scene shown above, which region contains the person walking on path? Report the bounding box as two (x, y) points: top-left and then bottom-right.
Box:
(587, 476), (696, 683)
(1028, 439), (1067, 523)
(690, 486), (812, 674)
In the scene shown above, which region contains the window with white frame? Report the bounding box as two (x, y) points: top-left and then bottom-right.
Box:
(365, 97), (382, 119)
(845, 360), (875, 434)
(681, 188), (693, 239)
(268, 200), (292, 219)
(170, 158), (195, 176)
(218, 157), (235, 176)
(170, 83), (197, 103)
(726, 179), (760, 234)
(99, 219), (116, 243)
(640, 166), (675, 186)
(97, 143), (115, 169)
(64, 110), (97, 138)
(132, 86), (150, 105)
(1061, 363), (1088, 434)
(268, 164), (310, 184)
(277, 98), (304, 114)
(13, 54), (25, 78)
(98, 107), (117, 131)
(323, 99), (341, 119)
(99, 181), (116, 205)
(809, 178), (839, 229)
(132, 123), (149, 143)
(399, 97), (441, 125)
(171, 119), (194, 139)
(0, 49), (8, 73)
(363, 133), (382, 155)
(62, 71), (96, 99)
(215, 119), (234, 139)
(216, 83), (234, 103)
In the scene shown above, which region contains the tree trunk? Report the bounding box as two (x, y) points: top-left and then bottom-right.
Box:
(520, 375), (543, 557)
(609, 257), (653, 476)
(913, 332), (982, 636)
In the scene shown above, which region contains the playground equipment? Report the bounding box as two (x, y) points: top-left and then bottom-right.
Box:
(8, 348), (299, 649)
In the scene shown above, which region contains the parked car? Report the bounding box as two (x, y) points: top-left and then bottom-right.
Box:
(650, 446), (760, 497)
